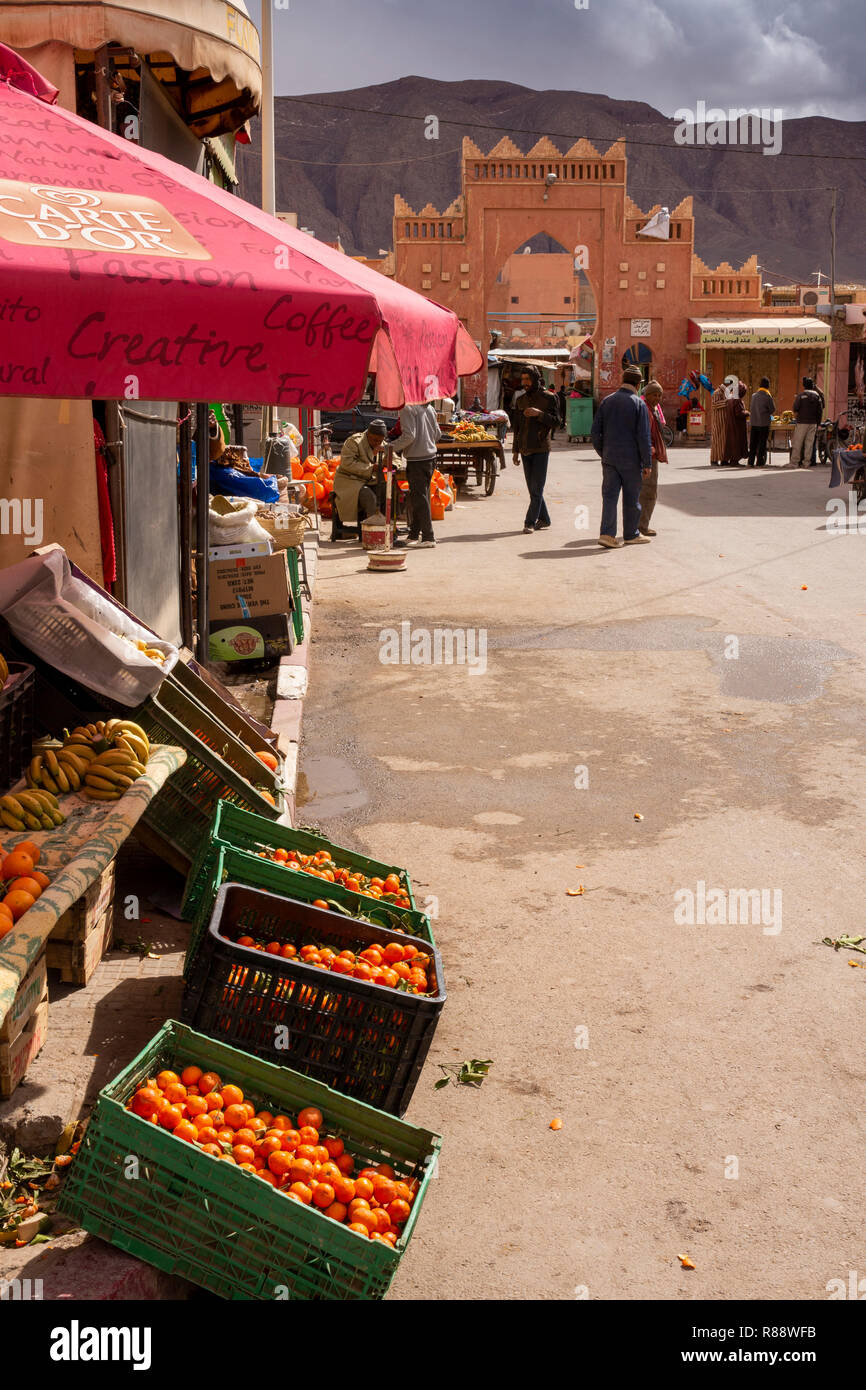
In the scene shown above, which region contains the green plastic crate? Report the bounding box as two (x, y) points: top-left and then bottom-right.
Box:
(59, 1021), (440, 1301)
(286, 548), (305, 646)
(132, 684), (285, 867)
(182, 844), (435, 981)
(209, 802), (418, 909)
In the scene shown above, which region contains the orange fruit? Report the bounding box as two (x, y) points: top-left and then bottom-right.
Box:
(332, 1175), (356, 1204)
(12, 840), (40, 865)
(232, 1144), (256, 1165)
(381, 1231), (398, 1246)
(311, 1182), (335, 1209)
(279, 1129), (301, 1152)
(289, 1157), (315, 1186)
(192, 1112), (214, 1132)
(158, 1104), (183, 1131)
(156, 1070), (179, 1091)
(6, 876), (42, 899)
(1, 850), (33, 880)
(347, 1222), (370, 1238)
(317, 1161), (342, 1185)
(256, 750), (279, 772)
(324, 1201), (348, 1223)
(163, 1082), (187, 1105)
(202, 1091), (222, 1112)
(297, 1107), (323, 1132)
(298, 1125), (319, 1146)
(180, 1065), (203, 1087)
(270, 1114), (294, 1131)
(373, 1209), (392, 1233)
(223, 1104), (248, 1130)
(295, 1144), (318, 1164)
(376, 1164), (396, 1180)
(220, 1084), (244, 1109)
(258, 1135), (282, 1159)
(173, 1120), (198, 1144)
(197, 1072), (221, 1095)
(196, 1127), (220, 1146)
(351, 1207), (378, 1234)
(288, 1182), (313, 1204)
(185, 1095), (208, 1118)
(372, 1177), (397, 1205)
(2, 890), (35, 919)
(267, 1151), (293, 1179)
(336, 1153), (355, 1176)
(130, 1087), (161, 1119)
(324, 1136), (344, 1159)
(388, 1199), (411, 1225)
(353, 1177), (374, 1201)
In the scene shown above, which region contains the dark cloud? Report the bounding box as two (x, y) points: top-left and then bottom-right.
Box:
(247, 0), (863, 119)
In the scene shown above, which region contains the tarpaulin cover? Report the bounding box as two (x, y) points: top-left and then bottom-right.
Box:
(0, 46), (483, 408)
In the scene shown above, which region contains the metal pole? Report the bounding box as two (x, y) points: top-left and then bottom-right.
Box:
(195, 403), (210, 664)
(178, 403), (194, 651)
(829, 188), (837, 314)
(232, 403), (245, 446)
(94, 45), (113, 131)
(261, 3), (276, 218)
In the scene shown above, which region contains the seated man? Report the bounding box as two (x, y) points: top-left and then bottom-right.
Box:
(332, 419), (388, 534)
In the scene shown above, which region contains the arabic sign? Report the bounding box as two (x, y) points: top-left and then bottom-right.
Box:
(630, 318), (652, 338)
(697, 326), (829, 347)
(0, 181), (211, 259)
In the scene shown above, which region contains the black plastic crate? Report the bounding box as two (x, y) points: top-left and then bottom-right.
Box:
(182, 883), (445, 1116)
(0, 662), (35, 793)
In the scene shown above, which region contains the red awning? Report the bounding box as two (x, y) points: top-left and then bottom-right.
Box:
(0, 47), (482, 407)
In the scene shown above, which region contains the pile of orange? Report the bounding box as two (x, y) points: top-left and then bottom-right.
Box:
(230, 931), (434, 994)
(126, 1069), (417, 1242)
(0, 843), (50, 940)
(261, 847), (413, 911)
(291, 454), (337, 518)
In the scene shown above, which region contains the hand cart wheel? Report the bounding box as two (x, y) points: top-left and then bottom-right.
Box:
(484, 452), (497, 495)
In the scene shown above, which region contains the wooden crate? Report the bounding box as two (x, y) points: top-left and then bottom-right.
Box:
(0, 953), (48, 1045)
(49, 862), (116, 944)
(46, 904), (114, 986)
(0, 995), (48, 1099)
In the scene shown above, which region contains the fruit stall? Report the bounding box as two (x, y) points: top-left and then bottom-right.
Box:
(436, 421), (506, 497)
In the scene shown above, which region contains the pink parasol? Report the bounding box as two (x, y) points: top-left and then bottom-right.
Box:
(0, 46), (482, 408)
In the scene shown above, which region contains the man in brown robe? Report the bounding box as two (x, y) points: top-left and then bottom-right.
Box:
(639, 380), (668, 535)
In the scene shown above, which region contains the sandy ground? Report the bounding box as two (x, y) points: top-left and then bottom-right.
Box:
(297, 443), (866, 1302)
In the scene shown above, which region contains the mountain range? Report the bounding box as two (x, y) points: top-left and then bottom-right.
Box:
(239, 77), (866, 284)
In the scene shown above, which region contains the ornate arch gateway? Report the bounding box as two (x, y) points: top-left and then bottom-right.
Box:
(391, 136), (762, 409)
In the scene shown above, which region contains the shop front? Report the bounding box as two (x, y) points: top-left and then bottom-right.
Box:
(687, 317), (831, 412)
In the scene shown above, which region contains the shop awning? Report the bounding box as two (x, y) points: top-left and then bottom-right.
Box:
(0, 0), (261, 133)
(688, 317), (831, 348)
(0, 50), (483, 408)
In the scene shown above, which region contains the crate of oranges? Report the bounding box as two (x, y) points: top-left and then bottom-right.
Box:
(59, 1020), (441, 1301)
(181, 805), (434, 980)
(182, 883), (445, 1116)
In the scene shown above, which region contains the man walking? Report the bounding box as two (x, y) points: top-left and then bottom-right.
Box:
(748, 377), (774, 467)
(790, 377), (823, 468)
(590, 366), (652, 547)
(638, 380), (668, 536)
(390, 399), (442, 547)
(511, 366), (560, 533)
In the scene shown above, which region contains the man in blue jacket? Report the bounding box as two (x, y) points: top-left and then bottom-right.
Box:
(590, 367), (653, 547)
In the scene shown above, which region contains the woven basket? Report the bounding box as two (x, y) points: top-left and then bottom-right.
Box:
(256, 508), (313, 551)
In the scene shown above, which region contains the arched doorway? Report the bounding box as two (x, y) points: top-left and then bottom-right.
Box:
(487, 233), (598, 351)
(622, 342), (653, 385)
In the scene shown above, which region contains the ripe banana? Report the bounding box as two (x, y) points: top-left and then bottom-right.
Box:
(39, 814), (55, 831)
(16, 791), (50, 817)
(0, 809), (25, 831)
(58, 763), (81, 792)
(94, 750), (139, 768)
(21, 812), (42, 831)
(0, 794), (26, 817)
(40, 770), (59, 795)
(43, 749), (60, 777)
(48, 809), (65, 826)
(84, 786), (122, 801)
(89, 766), (133, 789)
(85, 773), (124, 793)
(30, 789), (58, 808)
(27, 755), (43, 786)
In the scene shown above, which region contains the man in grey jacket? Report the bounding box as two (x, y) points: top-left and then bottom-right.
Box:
(747, 378), (774, 467)
(391, 401), (442, 548)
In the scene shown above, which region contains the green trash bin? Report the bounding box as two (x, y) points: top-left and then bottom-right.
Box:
(567, 395), (594, 441)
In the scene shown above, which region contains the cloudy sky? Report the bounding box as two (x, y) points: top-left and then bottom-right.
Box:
(245, 0), (862, 120)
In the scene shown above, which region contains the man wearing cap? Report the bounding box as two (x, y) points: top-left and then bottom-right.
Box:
(333, 419), (388, 531)
(638, 380), (668, 536)
(589, 366), (653, 547)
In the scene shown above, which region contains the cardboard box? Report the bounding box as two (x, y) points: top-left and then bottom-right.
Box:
(0, 995), (48, 1098)
(208, 551), (292, 620)
(209, 614), (292, 665)
(208, 540), (273, 562)
(0, 953), (47, 1045)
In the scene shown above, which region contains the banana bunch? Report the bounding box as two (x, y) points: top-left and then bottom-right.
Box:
(63, 719), (150, 766)
(0, 652), (8, 688)
(82, 746), (148, 801)
(27, 745), (92, 795)
(133, 638), (166, 665)
(0, 788), (64, 832)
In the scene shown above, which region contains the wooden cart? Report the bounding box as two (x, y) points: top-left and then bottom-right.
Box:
(435, 438), (505, 496)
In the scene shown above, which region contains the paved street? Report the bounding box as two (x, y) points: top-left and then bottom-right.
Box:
(299, 442), (866, 1301)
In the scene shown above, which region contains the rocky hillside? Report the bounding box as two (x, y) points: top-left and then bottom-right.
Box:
(238, 76), (866, 283)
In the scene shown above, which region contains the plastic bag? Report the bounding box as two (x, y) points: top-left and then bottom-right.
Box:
(209, 497), (273, 548)
(0, 550), (177, 706)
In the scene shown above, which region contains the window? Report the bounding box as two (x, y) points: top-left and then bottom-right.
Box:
(474, 164), (480, 178)
(564, 296), (571, 304)
(511, 296), (519, 304)
(446, 223), (453, 238)
(413, 223), (419, 238)
(421, 224), (427, 238)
